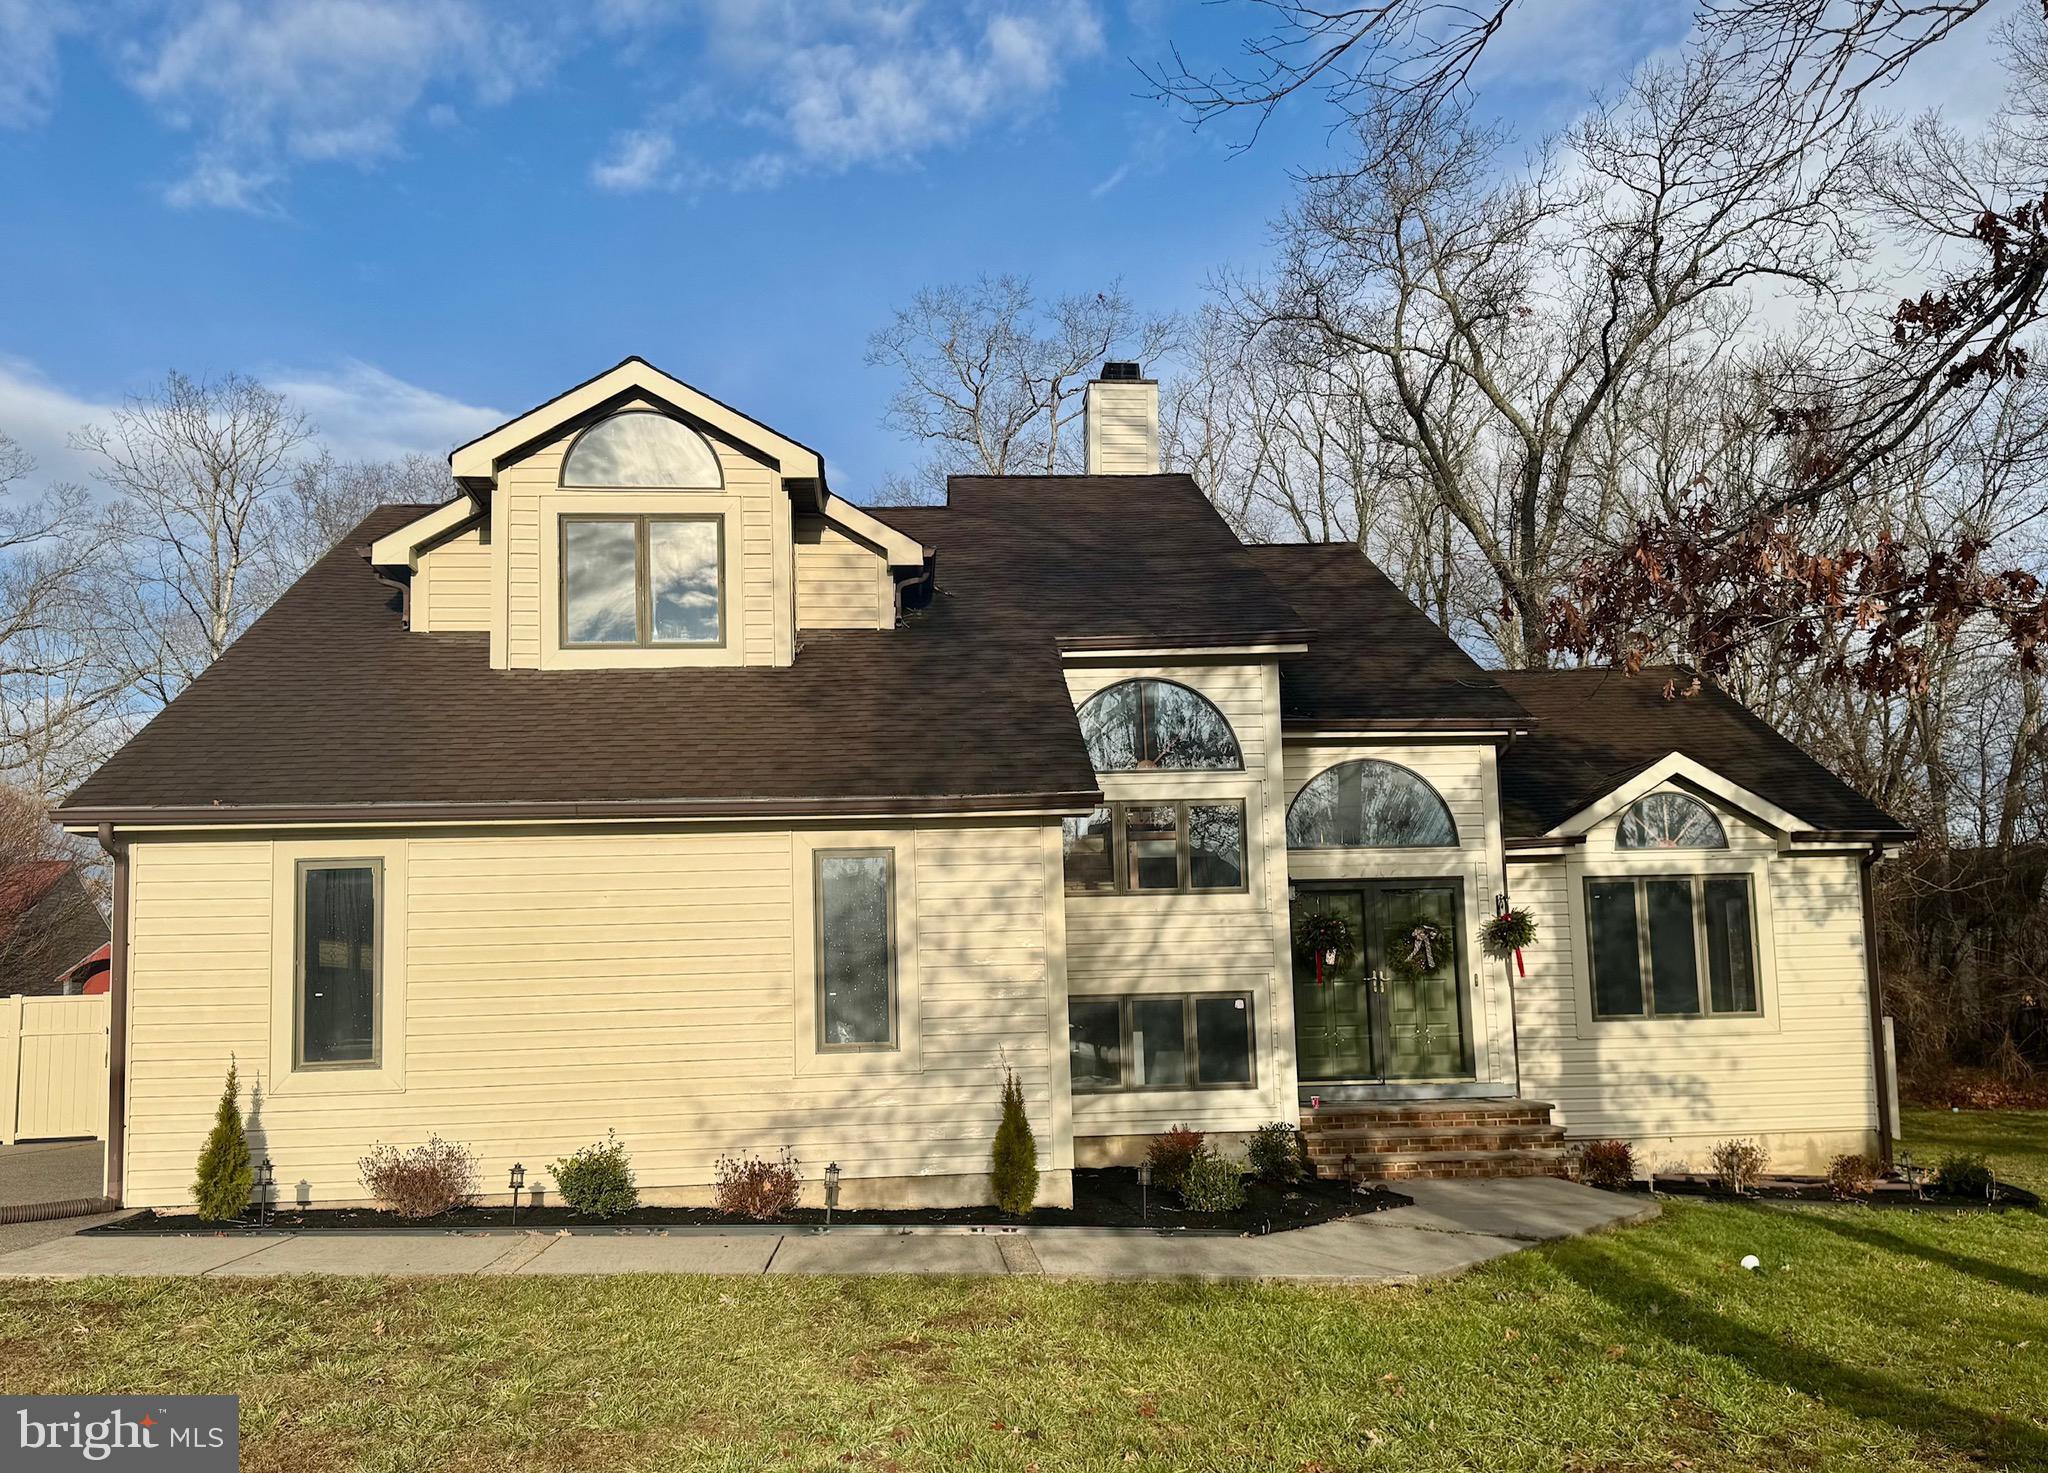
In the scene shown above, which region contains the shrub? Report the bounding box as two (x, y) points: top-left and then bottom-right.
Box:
(192, 1060), (254, 1223)
(1934, 1151), (1996, 1197)
(358, 1136), (479, 1219)
(1825, 1152), (1880, 1200)
(1146, 1125), (1206, 1192)
(1709, 1138), (1769, 1195)
(1575, 1139), (1636, 1191)
(714, 1148), (803, 1220)
(1176, 1150), (1248, 1213)
(552, 1130), (639, 1218)
(1246, 1122), (1304, 1183)
(990, 1067), (1039, 1216)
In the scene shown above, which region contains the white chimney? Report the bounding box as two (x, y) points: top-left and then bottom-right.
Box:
(1083, 361), (1159, 475)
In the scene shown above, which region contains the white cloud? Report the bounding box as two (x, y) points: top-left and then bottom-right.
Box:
(113, 0), (546, 211)
(591, 128), (678, 192)
(0, 0), (75, 130)
(0, 355), (503, 494)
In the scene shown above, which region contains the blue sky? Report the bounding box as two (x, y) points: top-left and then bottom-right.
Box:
(0, 0), (1719, 495)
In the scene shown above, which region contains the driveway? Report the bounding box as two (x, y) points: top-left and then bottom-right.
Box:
(0, 1139), (106, 1209)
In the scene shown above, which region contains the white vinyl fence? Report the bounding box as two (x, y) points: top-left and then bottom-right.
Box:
(0, 993), (110, 1143)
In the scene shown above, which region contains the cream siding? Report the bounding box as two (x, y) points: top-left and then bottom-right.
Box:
(411, 525), (491, 633)
(494, 406), (785, 671)
(120, 820), (1069, 1211)
(1061, 661), (1296, 1142)
(794, 515), (892, 630)
(1508, 792), (1880, 1174)
(1280, 740), (1516, 1089)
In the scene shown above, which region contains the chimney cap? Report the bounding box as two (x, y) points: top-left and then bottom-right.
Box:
(1099, 360), (1143, 382)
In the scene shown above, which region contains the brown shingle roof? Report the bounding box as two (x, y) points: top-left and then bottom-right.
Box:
(1493, 667), (1911, 839)
(60, 504), (1100, 820)
(1243, 545), (1529, 730)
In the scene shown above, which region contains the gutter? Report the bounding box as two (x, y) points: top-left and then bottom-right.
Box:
(1860, 842), (1896, 1166)
(95, 822), (128, 1208)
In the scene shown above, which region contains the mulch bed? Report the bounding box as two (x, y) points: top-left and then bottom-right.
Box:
(1596, 1174), (2040, 1211)
(88, 1168), (1408, 1237)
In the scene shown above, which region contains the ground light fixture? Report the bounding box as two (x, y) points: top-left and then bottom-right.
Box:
(256, 1158), (275, 1226)
(509, 1163), (527, 1223)
(824, 1162), (841, 1230)
(1136, 1160), (1151, 1222)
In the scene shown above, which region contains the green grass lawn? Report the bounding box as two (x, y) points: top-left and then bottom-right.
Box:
(2, 1116), (2044, 1472)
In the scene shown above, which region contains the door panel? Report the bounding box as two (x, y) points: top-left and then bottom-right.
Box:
(1371, 884), (1470, 1080)
(1289, 890), (1372, 1082)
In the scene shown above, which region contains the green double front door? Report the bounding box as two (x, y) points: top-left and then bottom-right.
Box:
(1290, 882), (1472, 1083)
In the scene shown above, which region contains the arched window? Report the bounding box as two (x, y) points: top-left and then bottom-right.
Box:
(1616, 791), (1727, 849)
(1286, 760), (1457, 848)
(561, 410), (723, 488)
(1075, 679), (1242, 772)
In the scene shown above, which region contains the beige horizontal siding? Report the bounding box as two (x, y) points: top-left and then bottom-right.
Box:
(121, 821), (1064, 1210)
(1510, 804), (1880, 1174)
(413, 526), (491, 633)
(794, 515), (889, 629)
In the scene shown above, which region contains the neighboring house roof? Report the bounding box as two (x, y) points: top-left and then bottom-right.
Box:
(0, 860), (110, 997)
(59, 941), (111, 996)
(1492, 667), (1912, 840)
(1243, 545), (1530, 731)
(59, 504), (1101, 822)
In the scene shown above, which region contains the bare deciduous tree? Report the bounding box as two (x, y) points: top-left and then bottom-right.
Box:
(268, 450), (455, 588)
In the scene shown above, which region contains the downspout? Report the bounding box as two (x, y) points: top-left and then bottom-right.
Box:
(95, 822), (129, 1206)
(1860, 842), (1896, 1166)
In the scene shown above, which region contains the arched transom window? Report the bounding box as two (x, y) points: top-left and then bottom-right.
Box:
(1286, 760), (1457, 848)
(1616, 791), (1727, 849)
(1075, 679), (1242, 772)
(561, 409), (723, 489)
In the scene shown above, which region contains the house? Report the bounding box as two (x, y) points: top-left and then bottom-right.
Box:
(56, 357), (1912, 1210)
(0, 860), (111, 998)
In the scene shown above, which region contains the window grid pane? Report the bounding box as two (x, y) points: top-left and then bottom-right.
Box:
(1187, 803), (1245, 890)
(648, 519), (721, 644)
(1065, 994), (1254, 1091)
(1193, 995), (1253, 1084)
(1588, 880), (1645, 1017)
(1068, 999), (1122, 1090)
(1062, 807), (1116, 893)
(818, 853), (893, 1048)
(561, 519), (639, 646)
(1704, 876), (1758, 1013)
(1130, 998), (1188, 1087)
(1645, 879), (1702, 1015)
(1124, 805), (1181, 891)
(299, 863), (378, 1067)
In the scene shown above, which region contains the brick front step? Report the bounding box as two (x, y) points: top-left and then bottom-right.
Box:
(1306, 1104), (1555, 1130)
(1300, 1098), (1568, 1181)
(1305, 1125), (1567, 1157)
(1340, 1149), (1571, 1181)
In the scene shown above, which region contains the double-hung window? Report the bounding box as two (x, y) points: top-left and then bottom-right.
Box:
(1068, 993), (1256, 1091)
(1061, 800), (1247, 895)
(1586, 875), (1760, 1019)
(560, 514), (722, 648)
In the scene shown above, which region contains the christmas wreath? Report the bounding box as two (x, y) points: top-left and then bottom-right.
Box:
(1480, 905), (1538, 977)
(1295, 910), (1354, 987)
(1384, 919), (1447, 981)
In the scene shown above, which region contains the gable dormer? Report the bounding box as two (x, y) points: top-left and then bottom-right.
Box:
(371, 358), (924, 670)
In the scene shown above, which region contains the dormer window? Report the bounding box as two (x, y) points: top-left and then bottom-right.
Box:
(562, 515), (723, 648)
(561, 409), (723, 488)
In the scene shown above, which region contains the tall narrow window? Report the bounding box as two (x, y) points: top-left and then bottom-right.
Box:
(1061, 807), (1115, 893)
(561, 515), (723, 648)
(298, 861), (380, 1068)
(817, 851), (895, 1049)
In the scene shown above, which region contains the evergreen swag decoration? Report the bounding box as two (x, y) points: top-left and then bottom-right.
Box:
(1295, 911), (1353, 963)
(1480, 906), (1538, 960)
(192, 1059), (254, 1223)
(1384, 920), (1448, 982)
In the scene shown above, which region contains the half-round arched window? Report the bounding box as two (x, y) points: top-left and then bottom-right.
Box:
(561, 409), (723, 488)
(1076, 679), (1242, 772)
(1616, 791), (1727, 849)
(1286, 760), (1457, 848)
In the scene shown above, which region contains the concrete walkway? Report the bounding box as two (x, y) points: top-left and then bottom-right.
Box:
(0, 1140), (105, 1208)
(0, 1178), (1654, 1284)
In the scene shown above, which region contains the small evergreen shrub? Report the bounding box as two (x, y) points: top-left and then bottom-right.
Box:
(713, 1148), (803, 1219)
(1146, 1125), (1206, 1192)
(1176, 1150), (1248, 1213)
(1825, 1152), (1880, 1199)
(1709, 1138), (1769, 1195)
(358, 1137), (480, 1218)
(1575, 1139), (1636, 1191)
(989, 1067), (1039, 1216)
(192, 1060), (254, 1223)
(552, 1130), (639, 1218)
(1246, 1122), (1304, 1183)
(1934, 1151), (1996, 1197)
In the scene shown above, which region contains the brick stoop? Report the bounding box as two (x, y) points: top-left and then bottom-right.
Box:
(1300, 1098), (1570, 1182)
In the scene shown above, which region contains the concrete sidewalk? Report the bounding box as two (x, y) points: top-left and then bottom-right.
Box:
(0, 1177), (1656, 1284)
(0, 1140), (105, 1208)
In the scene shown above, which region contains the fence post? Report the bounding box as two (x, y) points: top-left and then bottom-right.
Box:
(0, 995), (21, 1146)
